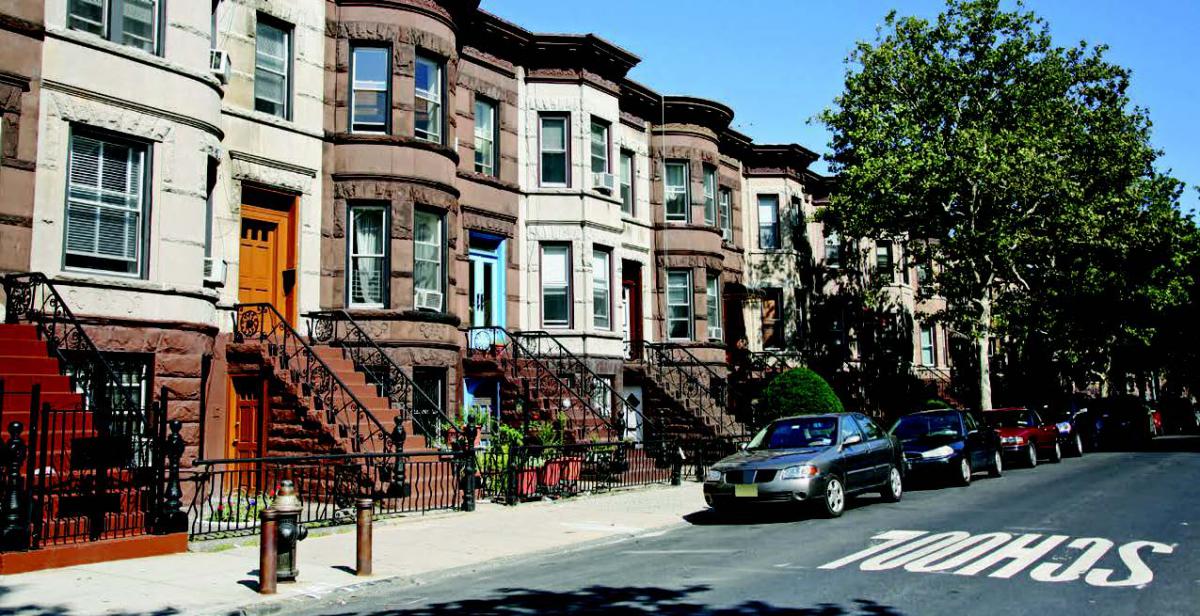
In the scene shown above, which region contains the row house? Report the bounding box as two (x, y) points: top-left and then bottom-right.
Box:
(0, 0), (952, 479)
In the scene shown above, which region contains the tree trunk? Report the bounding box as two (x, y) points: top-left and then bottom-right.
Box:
(977, 298), (993, 411)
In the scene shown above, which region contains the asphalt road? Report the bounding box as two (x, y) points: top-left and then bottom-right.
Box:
(294, 436), (1199, 616)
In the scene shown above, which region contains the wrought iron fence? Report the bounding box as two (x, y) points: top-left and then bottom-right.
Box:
(233, 303), (397, 455)
(306, 310), (455, 447)
(478, 440), (684, 504)
(186, 450), (470, 540)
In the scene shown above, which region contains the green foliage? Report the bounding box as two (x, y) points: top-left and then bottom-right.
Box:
(821, 0), (1195, 405)
(924, 398), (953, 410)
(759, 368), (844, 422)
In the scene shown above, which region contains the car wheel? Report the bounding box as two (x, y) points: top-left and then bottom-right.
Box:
(988, 451), (1003, 477)
(1049, 441), (1062, 463)
(955, 457), (972, 486)
(1071, 433), (1084, 457)
(1026, 444), (1038, 468)
(882, 465), (903, 502)
(821, 477), (846, 518)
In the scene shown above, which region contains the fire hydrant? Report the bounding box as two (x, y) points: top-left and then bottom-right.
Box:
(269, 479), (308, 583)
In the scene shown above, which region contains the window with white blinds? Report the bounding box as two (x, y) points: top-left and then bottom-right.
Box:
(65, 133), (148, 276)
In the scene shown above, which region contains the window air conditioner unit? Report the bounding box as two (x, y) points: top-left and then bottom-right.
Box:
(209, 49), (231, 85)
(709, 326), (723, 341)
(203, 257), (226, 285)
(415, 289), (444, 312)
(592, 171), (615, 193)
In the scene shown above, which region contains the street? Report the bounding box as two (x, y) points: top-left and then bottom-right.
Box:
(294, 437), (1198, 616)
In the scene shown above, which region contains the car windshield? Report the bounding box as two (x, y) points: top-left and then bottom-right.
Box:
(891, 412), (963, 440)
(747, 417), (839, 450)
(986, 410), (1033, 428)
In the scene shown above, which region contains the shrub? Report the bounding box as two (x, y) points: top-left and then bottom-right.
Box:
(923, 398), (953, 410)
(759, 367), (844, 423)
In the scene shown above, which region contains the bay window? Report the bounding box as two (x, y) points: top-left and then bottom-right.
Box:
(65, 132), (149, 276)
(413, 209), (444, 311)
(541, 244), (571, 328)
(350, 46), (390, 133)
(68, 0), (160, 54)
(719, 187), (732, 242)
(664, 161), (689, 222)
(414, 53), (443, 143)
(593, 248), (611, 330)
(619, 150), (634, 214)
(666, 270), (692, 341)
(474, 97), (497, 176)
(920, 324), (936, 366)
(348, 204), (387, 307)
(590, 118), (610, 174)
(706, 273), (723, 341)
(539, 114), (569, 186)
(758, 194), (780, 250)
(703, 165), (717, 226)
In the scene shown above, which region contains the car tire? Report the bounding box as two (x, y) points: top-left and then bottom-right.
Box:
(1026, 444), (1038, 468)
(821, 477), (846, 518)
(988, 451), (1003, 478)
(881, 465), (903, 503)
(955, 457), (972, 487)
(1070, 433), (1084, 457)
(1049, 441), (1062, 463)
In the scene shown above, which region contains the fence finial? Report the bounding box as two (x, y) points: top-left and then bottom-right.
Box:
(1, 421), (29, 550)
(156, 419), (188, 534)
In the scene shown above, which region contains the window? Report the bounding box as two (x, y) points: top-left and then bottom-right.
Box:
(593, 248), (611, 330)
(758, 194), (780, 250)
(412, 367), (446, 437)
(541, 244), (571, 328)
(474, 97), (497, 176)
(917, 262), (931, 285)
(592, 376), (613, 420)
(348, 204), (387, 307)
(920, 324), (936, 366)
(876, 240), (894, 272)
(825, 232), (841, 268)
(706, 272), (722, 341)
(855, 415), (886, 441)
(68, 0), (160, 54)
(590, 118), (609, 174)
(65, 132), (148, 276)
(666, 270), (692, 341)
(718, 187), (733, 243)
(539, 114), (569, 186)
(414, 53), (443, 143)
(664, 162), (689, 222)
(619, 150), (634, 214)
(351, 46), (389, 133)
(703, 166), (717, 227)
(840, 415), (864, 444)
(204, 157), (217, 262)
(254, 16), (290, 118)
(413, 209), (444, 311)
(761, 287), (783, 349)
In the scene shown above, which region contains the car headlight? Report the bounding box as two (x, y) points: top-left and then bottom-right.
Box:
(1000, 436), (1025, 446)
(1056, 422), (1072, 434)
(922, 445), (955, 459)
(704, 469), (723, 482)
(781, 464), (819, 480)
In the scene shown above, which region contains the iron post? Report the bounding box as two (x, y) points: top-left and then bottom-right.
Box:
(156, 419), (188, 533)
(460, 423), (478, 512)
(1, 421), (29, 550)
(355, 498), (373, 576)
(258, 508), (279, 594)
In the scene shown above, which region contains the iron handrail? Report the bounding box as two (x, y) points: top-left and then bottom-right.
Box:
(232, 303), (396, 455)
(305, 309), (455, 447)
(747, 350), (806, 373)
(2, 273), (141, 424)
(465, 327), (628, 439)
(515, 330), (652, 433)
(643, 342), (743, 437)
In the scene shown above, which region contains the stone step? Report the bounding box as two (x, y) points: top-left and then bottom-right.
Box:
(0, 324), (39, 341)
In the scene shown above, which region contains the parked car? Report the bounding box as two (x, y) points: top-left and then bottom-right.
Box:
(1092, 396), (1156, 449)
(1159, 397), (1200, 434)
(890, 409), (1002, 486)
(703, 413), (904, 518)
(1043, 404), (1089, 456)
(983, 407), (1064, 467)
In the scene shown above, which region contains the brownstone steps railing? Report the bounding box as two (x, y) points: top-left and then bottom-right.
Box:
(642, 342), (747, 440)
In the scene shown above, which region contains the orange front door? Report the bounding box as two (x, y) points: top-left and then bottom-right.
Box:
(238, 200), (296, 320)
(228, 377), (266, 460)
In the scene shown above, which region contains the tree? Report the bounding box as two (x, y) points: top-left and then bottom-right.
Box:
(821, 0), (1166, 409)
(759, 367), (844, 423)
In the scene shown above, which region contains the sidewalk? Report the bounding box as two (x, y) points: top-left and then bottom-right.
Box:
(0, 484), (704, 616)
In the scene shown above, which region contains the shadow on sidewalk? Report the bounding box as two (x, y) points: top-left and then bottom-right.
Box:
(0, 585), (182, 616)
(316, 584), (907, 615)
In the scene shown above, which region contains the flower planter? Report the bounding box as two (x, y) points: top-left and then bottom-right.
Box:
(515, 468), (539, 498)
(539, 461), (562, 487)
(560, 456), (583, 482)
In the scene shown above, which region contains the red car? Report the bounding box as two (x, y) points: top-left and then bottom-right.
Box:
(983, 408), (1063, 467)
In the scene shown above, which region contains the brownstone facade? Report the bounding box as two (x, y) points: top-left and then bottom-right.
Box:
(0, 0), (42, 274)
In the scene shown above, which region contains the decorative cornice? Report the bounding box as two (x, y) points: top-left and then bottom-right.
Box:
(456, 170), (520, 193)
(327, 132), (461, 165)
(228, 151), (318, 178)
(334, 0), (477, 33)
(461, 203), (517, 224)
(43, 79), (224, 140)
(330, 172), (461, 199)
(221, 105), (324, 140)
(46, 27), (222, 95)
(0, 70), (32, 93)
(0, 12), (44, 39)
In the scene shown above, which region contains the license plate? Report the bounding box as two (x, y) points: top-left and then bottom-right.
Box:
(734, 484), (758, 498)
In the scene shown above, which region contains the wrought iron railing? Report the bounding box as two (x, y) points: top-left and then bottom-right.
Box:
(465, 327), (631, 440)
(644, 342), (744, 437)
(478, 439), (682, 504)
(3, 273), (142, 426)
(186, 449), (470, 540)
(232, 303), (396, 455)
(747, 350), (806, 374)
(306, 310), (455, 449)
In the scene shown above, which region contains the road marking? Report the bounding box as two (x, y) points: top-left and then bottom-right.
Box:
(819, 530), (1175, 588)
(621, 549), (737, 555)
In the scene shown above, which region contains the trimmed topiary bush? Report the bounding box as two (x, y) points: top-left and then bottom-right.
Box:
(759, 367), (844, 423)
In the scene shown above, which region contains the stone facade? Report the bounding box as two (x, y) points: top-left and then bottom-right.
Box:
(0, 0), (43, 276)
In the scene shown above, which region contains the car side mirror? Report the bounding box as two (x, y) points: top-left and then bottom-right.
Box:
(843, 434), (863, 447)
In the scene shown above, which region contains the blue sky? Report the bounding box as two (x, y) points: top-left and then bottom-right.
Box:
(481, 0), (1200, 213)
